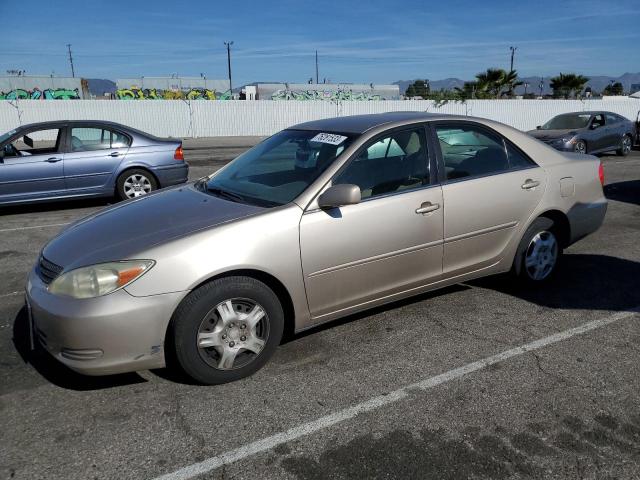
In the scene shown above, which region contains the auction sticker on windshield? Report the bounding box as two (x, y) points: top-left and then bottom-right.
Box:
(310, 133), (348, 145)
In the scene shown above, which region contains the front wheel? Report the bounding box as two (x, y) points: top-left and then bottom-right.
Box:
(616, 135), (632, 156)
(573, 140), (587, 154)
(513, 217), (561, 283)
(171, 276), (284, 385)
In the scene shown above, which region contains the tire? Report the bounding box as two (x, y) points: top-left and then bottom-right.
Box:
(616, 135), (632, 157)
(116, 168), (158, 200)
(573, 140), (587, 154)
(171, 276), (284, 385)
(513, 217), (562, 284)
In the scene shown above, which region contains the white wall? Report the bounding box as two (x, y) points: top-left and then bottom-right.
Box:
(1, 99), (638, 138)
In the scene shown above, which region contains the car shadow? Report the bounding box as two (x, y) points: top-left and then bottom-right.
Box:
(470, 254), (640, 312)
(604, 180), (640, 206)
(0, 197), (114, 216)
(12, 305), (146, 391)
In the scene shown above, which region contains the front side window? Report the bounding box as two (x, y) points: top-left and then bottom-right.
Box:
(591, 114), (605, 128)
(334, 127), (429, 200)
(436, 125), (509, 180)
(4, 128), (62, 158)
(70, 127), (130, 152)
(204, 129), (353, 207)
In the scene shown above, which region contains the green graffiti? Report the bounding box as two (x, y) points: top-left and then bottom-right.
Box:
(0, 88), (80, 100)
(116, 87), (229, 100)
(271, 88), (384, 101)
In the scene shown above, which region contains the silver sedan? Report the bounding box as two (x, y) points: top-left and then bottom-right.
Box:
(26, 112), (607, 384)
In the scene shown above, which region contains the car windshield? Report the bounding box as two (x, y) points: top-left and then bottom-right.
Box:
(202, 129), (354, 207)
(541, 114), (591, 130)
(0, 129), (17, 144)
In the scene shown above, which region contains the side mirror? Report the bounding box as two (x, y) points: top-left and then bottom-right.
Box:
(317, 184), (361, 209)
(536, 125), (541, 130)
(590, 123), (599, 130)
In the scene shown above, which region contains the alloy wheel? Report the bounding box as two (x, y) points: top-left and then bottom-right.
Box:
(524, 231), (558, 281)
(196, 298), (270, 370)
(123, 173), (152, 198)
(622, 136), (632, 155)
(574, 141), (586, 154)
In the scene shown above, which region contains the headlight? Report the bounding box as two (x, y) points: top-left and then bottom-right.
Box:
(48, 260), (154, 299)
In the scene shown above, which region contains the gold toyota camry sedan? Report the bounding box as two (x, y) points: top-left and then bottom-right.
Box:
(26, 112), (607, 384)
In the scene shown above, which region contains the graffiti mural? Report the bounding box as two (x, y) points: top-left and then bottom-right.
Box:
(270, 88), (383, 101)
(0, 88), (81, 100)
(115, 87), (232, 100)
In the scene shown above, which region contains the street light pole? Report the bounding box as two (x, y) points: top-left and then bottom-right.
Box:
(509, 46), (517, 72)
(315, 50), (319, 84)
(224, 41), (233, 95)
(67, 44), (75, 78)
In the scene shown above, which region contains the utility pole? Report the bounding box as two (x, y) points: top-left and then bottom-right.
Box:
(315, 50), (319, 84)
(67, 44), (75, 78)
(224, 41), (233, 95)
(509, 46), (517, 72)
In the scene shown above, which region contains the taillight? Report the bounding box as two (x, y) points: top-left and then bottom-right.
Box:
(174, 145), (184, 161)
(598, 161), (605, 186)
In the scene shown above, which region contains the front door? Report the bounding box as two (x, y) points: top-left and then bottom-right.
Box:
(0, 128), (65, 203)
(433, 122), (546, 275)
(63, 126), (130, 191)
(300, 126), (444, 320)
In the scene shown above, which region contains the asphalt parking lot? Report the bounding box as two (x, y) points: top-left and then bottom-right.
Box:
(1, 143), (639, 480)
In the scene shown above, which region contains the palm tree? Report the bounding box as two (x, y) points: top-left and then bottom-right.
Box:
(550, 73), (590, 98)
(475, 68), (505, 98)
(503, 70), (523, 97)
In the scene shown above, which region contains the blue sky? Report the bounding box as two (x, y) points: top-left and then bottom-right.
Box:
(2, 0), (639, 84)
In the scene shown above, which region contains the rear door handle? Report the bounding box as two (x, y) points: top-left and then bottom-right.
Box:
(109, 152), (121, 157)
(415, 202), (440, 214)
(45, 157), (62, 163)
(521, 179), (540, 190)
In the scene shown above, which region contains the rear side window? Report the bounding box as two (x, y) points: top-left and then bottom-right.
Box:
(506, 143), (535, 169)
(70, 127), (131, 152)
(435, 125), (508, 180)
(605, 114), (619, 124)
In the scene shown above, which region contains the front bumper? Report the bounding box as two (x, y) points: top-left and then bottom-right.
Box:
(26, 267), (186, 376)
(152, 163), (189, 188)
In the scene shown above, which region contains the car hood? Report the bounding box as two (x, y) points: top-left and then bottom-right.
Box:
(527, 129), (579, 140)
(42, 184), (264, 270)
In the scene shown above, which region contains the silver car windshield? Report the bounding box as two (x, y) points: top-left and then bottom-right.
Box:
(203, 129), (354, 207)
(542, 114), (591, 130)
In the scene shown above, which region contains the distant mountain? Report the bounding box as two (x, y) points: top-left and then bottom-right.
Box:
(394, 73), (640, 96)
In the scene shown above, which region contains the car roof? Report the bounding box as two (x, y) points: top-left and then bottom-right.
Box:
(9, 120), (163, 141)
(555, 111), (619, 116)
(290, 112), (467, 134)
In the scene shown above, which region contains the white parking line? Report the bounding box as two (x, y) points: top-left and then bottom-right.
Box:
(0, 291), (21, 298)
(0, 223), (69, 233)
(153, 306), (640, 480)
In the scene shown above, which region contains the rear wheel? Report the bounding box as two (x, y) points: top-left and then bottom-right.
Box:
(573, 140), (587, 154)
(513, 217), (561, 283)
(116, 169), (157, 200)
(616, 135), (632, 156)
(171, 276), (284, 385)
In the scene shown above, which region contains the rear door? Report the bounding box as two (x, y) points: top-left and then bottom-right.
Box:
(0, 127), (66, 203)
(63, 125), (131, 191)
(432, 121), (546, 275)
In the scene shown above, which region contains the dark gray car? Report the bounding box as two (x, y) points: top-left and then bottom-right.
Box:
(0, 120), (188, 206)
(527, 111), (635, 156)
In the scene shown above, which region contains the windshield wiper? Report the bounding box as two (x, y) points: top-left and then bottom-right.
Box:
(205, 186), (247, 204)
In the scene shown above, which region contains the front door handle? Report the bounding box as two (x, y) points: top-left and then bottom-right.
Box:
(521, 179), (540, 190)
(415, 201), (440, 214)
(109, 152), (121, 157)
(45, 157), (62, 163)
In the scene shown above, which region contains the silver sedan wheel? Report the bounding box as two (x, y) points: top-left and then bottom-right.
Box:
(524, 231), (558, 281)
(574, 141), (586, 154)
(123, 173), (153, 198)
(621, 136), (632, 155)
(197, 298), (270, 370)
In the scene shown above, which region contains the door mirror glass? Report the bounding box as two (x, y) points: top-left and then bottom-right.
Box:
(317, 184), (361, 209)
(590, 123), (599, 129)
(536, 125), (541, 129)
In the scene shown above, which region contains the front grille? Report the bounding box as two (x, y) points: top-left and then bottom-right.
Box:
(38, 256), (63, 285)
